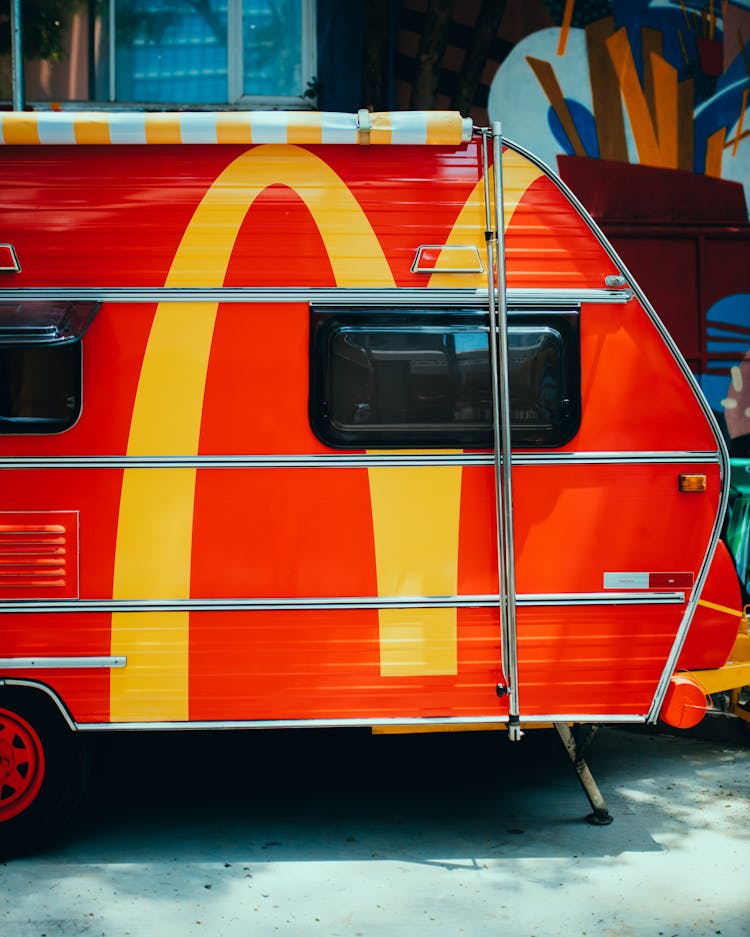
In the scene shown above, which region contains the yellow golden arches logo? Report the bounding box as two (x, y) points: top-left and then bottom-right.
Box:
(373, 153), (545, 678)
(111, 145), (395, 722)
(427, 149), (544, 290)
(109, 145), (542, 719)
(374, 149), (544, 679)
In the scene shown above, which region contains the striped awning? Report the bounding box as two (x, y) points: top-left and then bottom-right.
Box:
(0, 110), (474, 146)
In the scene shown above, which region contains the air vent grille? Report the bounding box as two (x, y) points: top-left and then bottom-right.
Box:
(0, 512), (79, 599)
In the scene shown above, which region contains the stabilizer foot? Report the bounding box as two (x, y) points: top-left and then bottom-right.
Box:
(554, 722), (613, 825)
(585, 809), (614, 826)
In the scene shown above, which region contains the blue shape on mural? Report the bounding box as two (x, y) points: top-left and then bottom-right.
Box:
(548, 101), (600, 158)
(694, 70), (750, 176)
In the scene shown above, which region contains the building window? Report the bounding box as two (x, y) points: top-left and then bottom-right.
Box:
(0, 0), (316, 108)
(310, 309), (580, 449)
(115, 0), (315, 105)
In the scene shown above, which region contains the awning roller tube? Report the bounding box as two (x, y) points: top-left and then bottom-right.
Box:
(0, 111), (474, 147)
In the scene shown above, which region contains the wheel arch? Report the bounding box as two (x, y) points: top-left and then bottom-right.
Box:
(0, 678), (78, 732)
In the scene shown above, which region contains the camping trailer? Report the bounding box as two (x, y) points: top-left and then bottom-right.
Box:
(1, 110), (748, 854)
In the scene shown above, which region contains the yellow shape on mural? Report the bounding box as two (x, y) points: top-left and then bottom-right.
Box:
(606, 27), (681, 169)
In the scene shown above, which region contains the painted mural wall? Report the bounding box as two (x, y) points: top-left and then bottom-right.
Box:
(396, 1), (748, 202)
(488, 0), (749, 197)
(396, 0), (750, 465)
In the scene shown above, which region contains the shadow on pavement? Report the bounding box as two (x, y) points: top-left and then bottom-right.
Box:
(42, 721), (745, 867)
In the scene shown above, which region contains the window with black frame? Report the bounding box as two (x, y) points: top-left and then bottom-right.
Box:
(309, 309), (580, 449)
(0, 301), (95, 435)
(0, 344), (81, 434)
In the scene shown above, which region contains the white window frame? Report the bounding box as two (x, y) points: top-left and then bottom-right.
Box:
(108, 0), (317, 108)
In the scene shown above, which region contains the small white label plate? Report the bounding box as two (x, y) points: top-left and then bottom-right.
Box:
(603, 572), (650, 589)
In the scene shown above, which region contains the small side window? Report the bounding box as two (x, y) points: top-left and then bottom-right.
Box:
(310, 309), (580, 449)
(0, 300), (97, 435)
(0, 344), (81, 434)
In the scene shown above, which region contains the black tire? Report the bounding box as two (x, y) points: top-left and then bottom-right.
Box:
(0, 688), (91, 859)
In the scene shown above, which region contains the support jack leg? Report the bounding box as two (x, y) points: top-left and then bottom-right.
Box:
(554, 722), (613, 825)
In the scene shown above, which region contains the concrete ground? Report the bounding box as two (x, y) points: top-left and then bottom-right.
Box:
(0, 718), (748, 937)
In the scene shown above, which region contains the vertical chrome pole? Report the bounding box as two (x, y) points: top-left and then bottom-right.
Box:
(480, 129), (511, 722)
(227, 0), (242, 103)
(491, 121), (521, 741)
(109, 0), (116, 102)
(10, 0), (25, 112)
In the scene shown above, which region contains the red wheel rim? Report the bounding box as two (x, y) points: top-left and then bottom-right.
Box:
(0, 708), (46, 823)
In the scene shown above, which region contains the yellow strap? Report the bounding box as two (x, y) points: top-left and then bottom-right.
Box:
(697, 598), (743, 617)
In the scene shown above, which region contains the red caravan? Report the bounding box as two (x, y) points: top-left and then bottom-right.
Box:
(0, 110), (747, 852)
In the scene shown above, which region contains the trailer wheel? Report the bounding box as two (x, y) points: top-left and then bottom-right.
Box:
(0, 690), (91, 859)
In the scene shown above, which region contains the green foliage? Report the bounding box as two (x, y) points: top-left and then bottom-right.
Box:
(303, 76), (321, 102)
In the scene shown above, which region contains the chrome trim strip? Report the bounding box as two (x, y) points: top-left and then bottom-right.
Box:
(0, 286), (631, 306)
(73, 712), (646, 731)
(75, 718), (513, 731)
(0, 656), (125, 669)
(516, 714), (647, 724)
(0, 591), (685, 614)
(0, 451), (721, 470)
(519, 591), (684, 606)
(507, 451), (720, 466)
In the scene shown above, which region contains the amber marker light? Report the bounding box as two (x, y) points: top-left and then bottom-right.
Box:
(679, 474), (707, 492)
